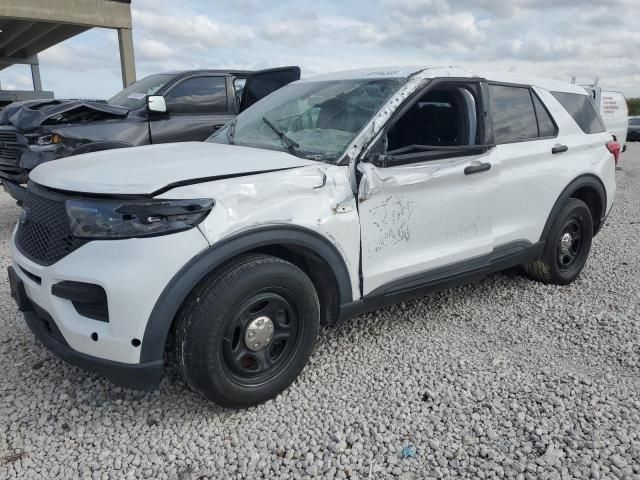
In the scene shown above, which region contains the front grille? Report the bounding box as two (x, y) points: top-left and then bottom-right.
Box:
(0, 131), (20, 166)
(15, 185), (89, 265)
(0, 131), (17, 142)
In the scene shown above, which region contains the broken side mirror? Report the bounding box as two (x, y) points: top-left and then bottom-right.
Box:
(147, 95), (167, 113)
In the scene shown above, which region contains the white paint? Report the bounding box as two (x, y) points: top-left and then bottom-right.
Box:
(29, 142), (317, 195)
(358, 150), (498, 295)
(12, 65), (617, 368)
(162, 164), (362, 301)
(10, 228), (209, 363)
(492, 87), (616, 247)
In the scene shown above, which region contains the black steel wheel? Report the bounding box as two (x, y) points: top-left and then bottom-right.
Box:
(221, 291), (301, 386)
(525, 198), (593, 285)
(556, 217), (583, 271)
(176, 254), (320, 408)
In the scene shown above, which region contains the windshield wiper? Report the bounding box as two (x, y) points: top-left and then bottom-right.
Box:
(262, 116), (300, 154)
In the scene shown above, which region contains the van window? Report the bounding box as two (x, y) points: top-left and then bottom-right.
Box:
(532, 93), (557, 137)
(551, 92), (605, 134)
(489, 85), (539, 144)
(166, 76), (228, 114)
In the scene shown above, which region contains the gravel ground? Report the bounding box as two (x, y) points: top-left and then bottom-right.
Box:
(1, 145), (639, 479)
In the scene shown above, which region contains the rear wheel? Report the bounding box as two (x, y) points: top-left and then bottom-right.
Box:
(176, 254), (320, 408)
(525, 198), (593, 285)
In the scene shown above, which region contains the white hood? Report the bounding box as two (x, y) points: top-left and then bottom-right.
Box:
(30, 142), (317, 195)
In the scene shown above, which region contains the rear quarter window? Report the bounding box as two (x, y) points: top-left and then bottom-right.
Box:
(551, 92), (605, 134)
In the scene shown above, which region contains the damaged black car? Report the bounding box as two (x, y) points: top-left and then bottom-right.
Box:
(0, 66), (300, 200)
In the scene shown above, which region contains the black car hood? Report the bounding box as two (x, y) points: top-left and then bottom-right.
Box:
(0, 99), (129, 130)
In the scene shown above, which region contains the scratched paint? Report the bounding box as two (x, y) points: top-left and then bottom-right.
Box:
(158, 164), (362, 300)
(368, 195), (416, 254)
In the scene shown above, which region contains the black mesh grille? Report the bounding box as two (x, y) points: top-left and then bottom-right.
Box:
(0, 131), (19, 164)
(15, 186), (89, 265)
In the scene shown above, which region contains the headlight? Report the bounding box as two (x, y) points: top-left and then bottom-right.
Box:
(66, 198), (215, 239)
(36, 134), (62, 146)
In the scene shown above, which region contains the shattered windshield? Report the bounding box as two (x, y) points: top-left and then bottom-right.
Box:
(108, 74), (174, 109)
(208, 78), (405, 162)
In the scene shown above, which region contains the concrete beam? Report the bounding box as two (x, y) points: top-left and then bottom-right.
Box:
(0, 21), (33, 49)
(0, 55), (39, 65)
(23, 24), (89, 58)
(0, 0), (132, 29)
(118, 28), (136, 87)
(2, 22), (60, 57)
(31, 59), (43, 92)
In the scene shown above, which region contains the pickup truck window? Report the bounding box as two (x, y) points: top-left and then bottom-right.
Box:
(109, 74), (174, 109)
(165, 76), (228, 114)
(209, 78), (404, 162)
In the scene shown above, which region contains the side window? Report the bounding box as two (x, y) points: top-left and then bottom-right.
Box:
(165, 76), (228, 114)
(489, 85), (538, 144)
(386, 84), (481, 153)
(532, 92), (557, 137)
(551, 92), (605, 134)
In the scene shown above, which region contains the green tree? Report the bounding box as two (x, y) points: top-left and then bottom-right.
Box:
(627, 98), (640, 116)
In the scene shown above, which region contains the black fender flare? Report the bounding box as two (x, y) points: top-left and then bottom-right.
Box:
(140, 225), (354, 362)
(69, 140), (134, 156)
(540, 174), (607, 242)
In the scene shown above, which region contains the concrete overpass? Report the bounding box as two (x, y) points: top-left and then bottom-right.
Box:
(0, 0), (136, 100)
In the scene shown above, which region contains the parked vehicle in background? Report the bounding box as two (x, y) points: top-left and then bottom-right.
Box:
(573, 78), (628, 166)
(0, 67), (300, 200)
(8, 66), (617, 408)
(627, 117), (640, 142)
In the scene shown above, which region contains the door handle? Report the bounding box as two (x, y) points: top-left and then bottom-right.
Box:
(552, 144), (568, 154)
(464, 162), (491, 175)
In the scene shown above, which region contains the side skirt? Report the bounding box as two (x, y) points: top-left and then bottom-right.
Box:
(337, 240), (544, 323)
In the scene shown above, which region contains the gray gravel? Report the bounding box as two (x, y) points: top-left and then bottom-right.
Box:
(1, 145), (640, 479)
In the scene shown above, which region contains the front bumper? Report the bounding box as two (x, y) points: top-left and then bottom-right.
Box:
(9, 224), (210, 389)
(1, 179), (27, 202)
(9, 266), (164, 390)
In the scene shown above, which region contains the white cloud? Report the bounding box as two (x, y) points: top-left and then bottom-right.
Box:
(10, 0), (639, 98)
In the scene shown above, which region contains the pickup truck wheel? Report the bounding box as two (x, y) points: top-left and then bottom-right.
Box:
(525, 198), (593, 285)
(176, 253), (320, 408)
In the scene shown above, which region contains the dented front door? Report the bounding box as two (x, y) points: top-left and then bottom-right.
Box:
(358, 151), (498, 296)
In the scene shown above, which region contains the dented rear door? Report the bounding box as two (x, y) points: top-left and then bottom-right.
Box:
(358, 150), (498, 296)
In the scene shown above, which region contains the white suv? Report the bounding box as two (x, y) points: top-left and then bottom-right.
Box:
(8, 67), (617, 408)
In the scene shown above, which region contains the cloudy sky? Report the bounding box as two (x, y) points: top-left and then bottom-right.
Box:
(1, 0), (639, 99)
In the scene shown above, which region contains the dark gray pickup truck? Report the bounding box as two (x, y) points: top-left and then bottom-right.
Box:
(0, 66), (300, 200)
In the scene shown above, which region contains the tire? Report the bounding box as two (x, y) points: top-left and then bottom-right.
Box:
(176, 253), (320, 408)
(525, 198), (593, 285)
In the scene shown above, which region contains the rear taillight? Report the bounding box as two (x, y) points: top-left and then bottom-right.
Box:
(607, 140), (621, 165)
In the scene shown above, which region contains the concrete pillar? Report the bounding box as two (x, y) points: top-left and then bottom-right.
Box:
(117, 28), (136, 87)
(30, 55), (43, 92)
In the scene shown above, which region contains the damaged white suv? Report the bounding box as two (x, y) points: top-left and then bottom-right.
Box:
(8, 67), (617, 408)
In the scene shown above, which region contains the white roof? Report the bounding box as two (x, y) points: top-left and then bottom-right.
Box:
(300, 65), (587, 95)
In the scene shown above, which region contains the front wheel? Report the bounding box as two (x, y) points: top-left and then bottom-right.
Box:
(176, 254), (320, 408)
(525, 198), (594, 285)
